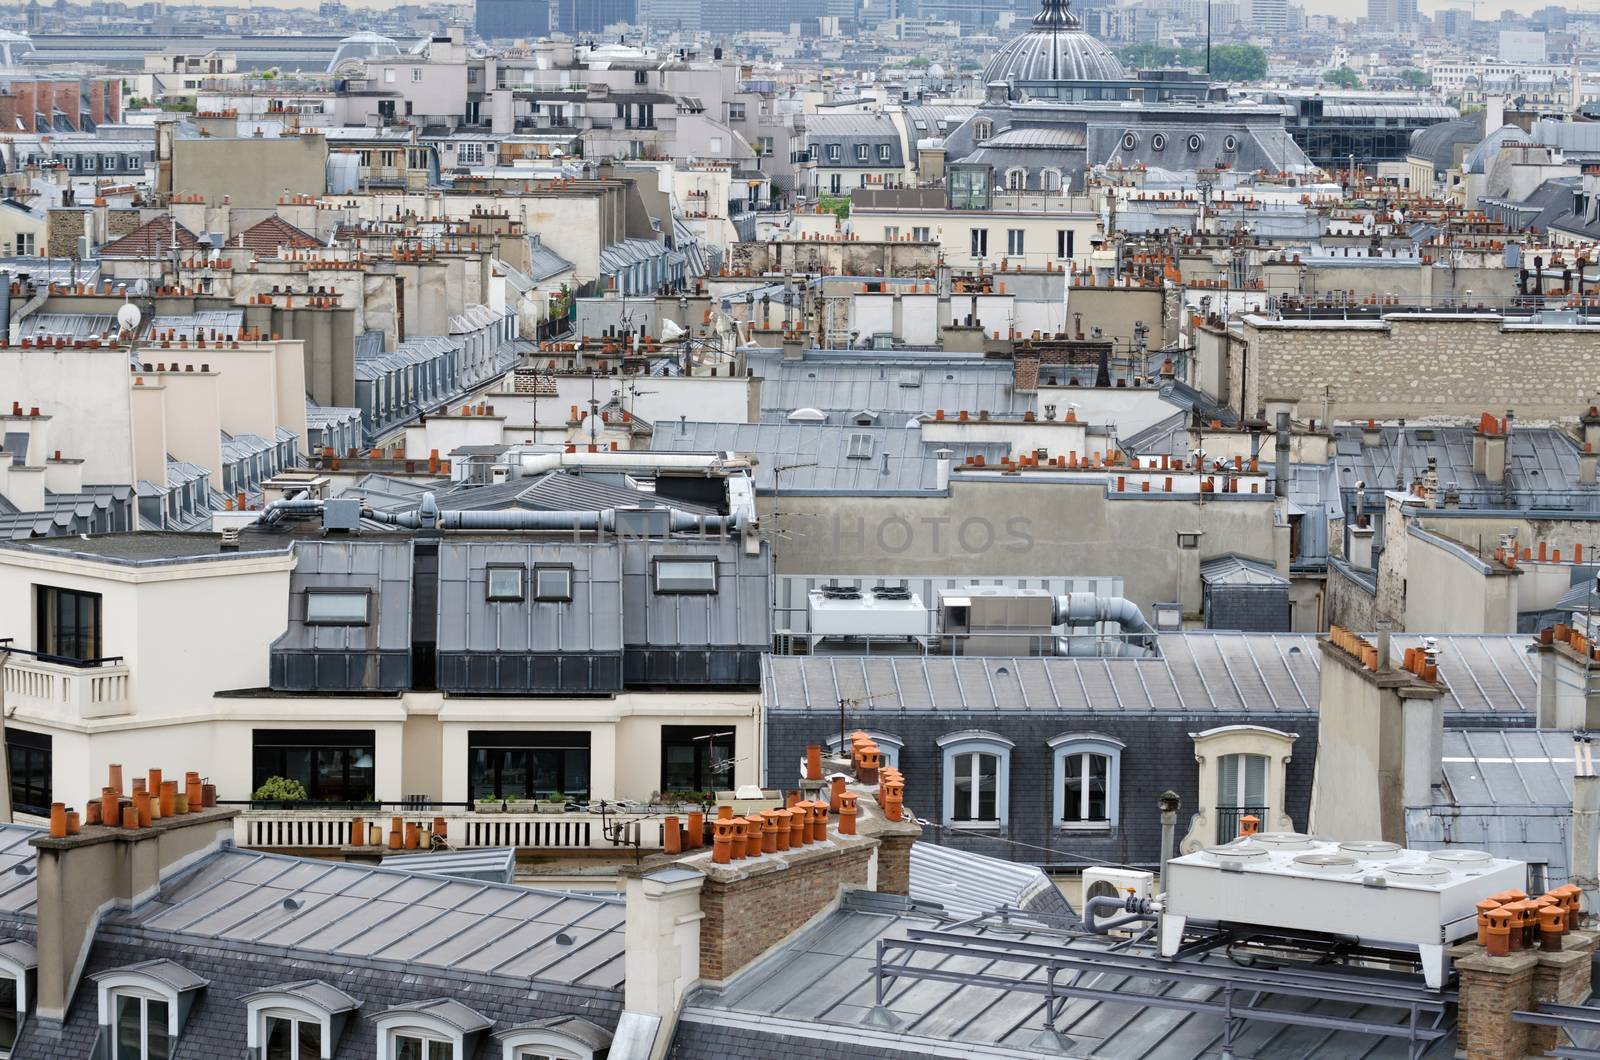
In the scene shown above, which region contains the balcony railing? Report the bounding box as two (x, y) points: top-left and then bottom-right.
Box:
(234, 807), (667, 854)
(1215, 805), (1268, 844)
(1, 646), (131, 719)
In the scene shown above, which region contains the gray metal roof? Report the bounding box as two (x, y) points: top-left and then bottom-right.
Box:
(0, 824), (40, 917)
(90, 958), (209, 993)
(239, 979), (361, 1014)
(650, 421), (1006, 494)
(749, 352), (1028, 423)
(673, 893), (1455, 1060)
(382, 848), (517, 885)
(1333, 423), (1593, 506)
(1199, 553), (1288, 587)
(908, 842), (1075, 922)
(1407, 728), (1576, 885)
(763, 633), (1539, 716)
(115, 847), (626, 991)
(372, 997), (494, 1034)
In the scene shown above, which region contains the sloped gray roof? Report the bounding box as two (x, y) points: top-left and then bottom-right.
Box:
(1333, 423), (1592, 506)
(649, 421), (1006, 493)
(763, 632), (1540, 716)
(1200, 553), (1289, 587)
(1408, 112), (1483, 170)
(908, 842), (1075, 921)
(373, 997), (494, 1034)
(1407, 728), (1576, 884)
(90, 957), (209, 993)
(748, 352), (1028, 422)
(239, 979), (361, 1014)
(112, 847), (626, 991)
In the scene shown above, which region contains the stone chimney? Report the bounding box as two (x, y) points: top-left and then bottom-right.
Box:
(1534, 624), (1600, 730)
(30, 764), (236, 1024)
(1308, 627), (1446, 844)
(1473, 411), (1509, 484)
(1348, 520), (1376, 569)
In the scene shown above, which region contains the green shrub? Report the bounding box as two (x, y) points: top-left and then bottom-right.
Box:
(251, 776), (307, 802)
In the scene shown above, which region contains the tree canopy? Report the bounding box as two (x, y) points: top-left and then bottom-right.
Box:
(1324, 65), (1363, 89)
(1116, 42), (1267, 82)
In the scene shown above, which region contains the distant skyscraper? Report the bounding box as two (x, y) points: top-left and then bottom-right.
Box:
(1366, 0), (1416, 30)
(556, 0), (638, 33)
(1248, 0), (1286, 33)
(1436, 7), (1471, 36)
(1498, 30), (1546, 63)
(477, 0), (552, 39)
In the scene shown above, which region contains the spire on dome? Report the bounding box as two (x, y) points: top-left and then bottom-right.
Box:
(1032, 0), (1081, 31)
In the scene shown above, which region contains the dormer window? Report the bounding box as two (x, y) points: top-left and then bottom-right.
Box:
(0, 940), (37, 1058)
(372, 999), (492, 1060)
(304, 589), (370, 626)
(92, 960), (207, 1060)
(494, 1015), (612, 1060)
(243, 979), (358, 1060)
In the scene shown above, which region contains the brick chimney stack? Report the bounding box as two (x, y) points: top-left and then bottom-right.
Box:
(28, 763), (238, 1024)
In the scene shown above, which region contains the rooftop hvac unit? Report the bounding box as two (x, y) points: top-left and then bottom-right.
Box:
(806, 586), (929, 648)
(1160, 835), (1526, 988)
(1082, 867), (1154, 905)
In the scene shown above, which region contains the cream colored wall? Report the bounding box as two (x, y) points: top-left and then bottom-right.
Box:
(128, 383), (169, 488)
(435, 691), (758, 802)
(157, 371), (225, 482)
(1, 347), (135, 486)
(1307, 657), (1390, 842)
(1178, 724), (1298, 853)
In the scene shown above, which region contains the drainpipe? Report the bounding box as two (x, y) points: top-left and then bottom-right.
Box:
(1574, 734), (1600, 924)
(0, 643), (9, 821)
(1274, 411), (1290, 498)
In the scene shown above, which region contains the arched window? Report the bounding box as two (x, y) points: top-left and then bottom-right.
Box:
(92, 960), (207, 1060)
(494, 1016), (612, 1059)
(1040, 168), (1062, 192)
(243, 980), (360, 1059)
(0, 940), (36, 1056)
(938, 730), (1013, 828)
(825, 730), (902, 769)
(372, 999), (493, 1060)
(1049, 732), (1123, 830)
(973, 119), (993, 141)
(1005, 168), (1026, 190)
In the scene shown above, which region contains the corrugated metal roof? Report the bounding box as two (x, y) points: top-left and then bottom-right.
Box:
(649, 421), (1006, 493)
(763, 632), (1539, 716)
(908, 842), (1075, 921)
(117, 847), (625, 990)
(1334, 423), (1592, 503)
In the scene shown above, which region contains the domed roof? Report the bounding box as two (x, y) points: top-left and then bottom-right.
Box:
(982, 0), (1127, 85)
(327, 32), (402, 73)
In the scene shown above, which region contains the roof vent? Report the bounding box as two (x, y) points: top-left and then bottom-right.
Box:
(1337, 840), (1401, 860)
(1291, 853), (1359, 875)
(281, 897), (302, 910)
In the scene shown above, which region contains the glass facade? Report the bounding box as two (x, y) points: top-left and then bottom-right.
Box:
(469, 731), (590, 800)
(251, 729), (376, 803)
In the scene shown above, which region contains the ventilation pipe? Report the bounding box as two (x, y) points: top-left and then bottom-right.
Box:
(363, 494), (745, 535)
(1274, 411), (1290, 498)
(934, 448), (952, 491)
(1052, 593), (1157, 650)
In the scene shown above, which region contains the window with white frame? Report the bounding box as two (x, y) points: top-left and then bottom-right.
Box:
(855, 144), (869, 162)
(1006, 228), (1025, 256)
(938, 731), (1012, 828)
(111, 991), (170, 1059)
(457, 142), (485, 165)
(373, 1001), (490, 1060)
(970, 228), (988, 258)
(1049, 733), (1122, 829)
(392, 1033), (454, 1060)
(827, 143), (841, 162)
(1005, 168), (1024, 190)
(0, 941), (34, 1058)
(260, 1011), (323, 1059)
(877, 144), (890, 162)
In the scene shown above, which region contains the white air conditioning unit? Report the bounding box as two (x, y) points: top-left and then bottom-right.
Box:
(1082, 867), (1154, 904)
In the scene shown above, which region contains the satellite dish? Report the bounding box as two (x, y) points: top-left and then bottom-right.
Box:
(116, 303), (142, 333)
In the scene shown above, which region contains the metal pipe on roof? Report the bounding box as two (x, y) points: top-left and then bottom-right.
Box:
(363, 496), (743, 535)
(1052, 594), (1157, 650)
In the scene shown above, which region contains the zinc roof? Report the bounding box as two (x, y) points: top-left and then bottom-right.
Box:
(763, 632), (1539, 716)
(115, 847), (626, 991)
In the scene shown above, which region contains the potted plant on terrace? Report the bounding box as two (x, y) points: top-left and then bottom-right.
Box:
(537, 791), (568, 814)
(474, 794), (505, 813)
(251, 776), (307, 809)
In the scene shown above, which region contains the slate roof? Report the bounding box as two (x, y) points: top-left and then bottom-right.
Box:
(4, 845), (626, 1060)
(1406, 728), (1577, 885)
(1407, 111), (1483, 170)
(235, 215), (322, 258)
(100, 215), (205, 258)
(763, 632), (1540, 717)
